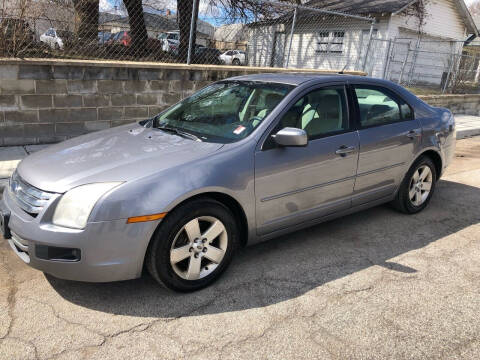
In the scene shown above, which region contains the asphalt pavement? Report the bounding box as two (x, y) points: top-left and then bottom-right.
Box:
(0, 137), (479, 359)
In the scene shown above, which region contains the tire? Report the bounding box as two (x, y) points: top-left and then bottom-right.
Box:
(146, 198), (239, 292)
(391, 155), (437, 214)
(232, 58), (240, 66)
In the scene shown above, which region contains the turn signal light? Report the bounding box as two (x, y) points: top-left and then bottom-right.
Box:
(127, 213), (167, 224)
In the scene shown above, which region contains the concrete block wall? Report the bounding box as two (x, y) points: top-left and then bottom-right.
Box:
(419, 94), (480, 116)
(0, 61), (232, 146)
(0, 59), (368, 146)
(6, 59), (476, 146)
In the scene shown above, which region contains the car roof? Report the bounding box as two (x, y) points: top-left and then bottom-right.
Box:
(227, 73), (368, 86)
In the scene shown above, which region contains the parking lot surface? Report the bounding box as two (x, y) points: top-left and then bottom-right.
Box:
(1, 137), (479, 360)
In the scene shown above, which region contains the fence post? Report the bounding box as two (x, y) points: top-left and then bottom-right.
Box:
(442, 52), (456, 94)
(382, 39), (392, 80)
(285, 6), (298, 68)
(398, 43), (411, 85)
(475, 55), (480, 83)
(186, 0), (200, 65)
(361, 21), (375, 72)
(253, 13), (258, 66)
(406, 37), (421, 86)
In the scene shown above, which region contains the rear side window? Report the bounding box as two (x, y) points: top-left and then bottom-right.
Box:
(354, 85), (413, 127)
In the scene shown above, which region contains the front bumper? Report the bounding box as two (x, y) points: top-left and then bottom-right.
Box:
(1, 187), (159, 282)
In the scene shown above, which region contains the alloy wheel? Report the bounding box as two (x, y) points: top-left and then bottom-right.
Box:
(408, 165), (433, 206)
(170, 216), (228, 280)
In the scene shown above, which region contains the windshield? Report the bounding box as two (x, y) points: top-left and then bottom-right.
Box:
(154, 81), (293, 143)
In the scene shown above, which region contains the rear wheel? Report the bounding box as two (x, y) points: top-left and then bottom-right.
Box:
(232, 58), (240, 66)
(146, 198), (239, 292)
(392, 156), (437, 214)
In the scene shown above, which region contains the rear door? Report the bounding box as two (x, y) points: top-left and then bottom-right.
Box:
(254, 84), (359, 236)
(350, 83), (422, 206)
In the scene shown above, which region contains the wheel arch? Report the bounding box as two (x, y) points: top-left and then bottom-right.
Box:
(156, 191), (250, 248)
(416, 149), (443, 179)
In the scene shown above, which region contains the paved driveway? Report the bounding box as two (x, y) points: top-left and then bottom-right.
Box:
(1, 138), (479, 360)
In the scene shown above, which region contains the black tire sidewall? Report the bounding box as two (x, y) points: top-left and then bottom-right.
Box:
(400, 157), (437, 214)
(149, 199), (238, 292)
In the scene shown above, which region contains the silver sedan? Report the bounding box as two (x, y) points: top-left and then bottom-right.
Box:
(0, 73), (456, 291)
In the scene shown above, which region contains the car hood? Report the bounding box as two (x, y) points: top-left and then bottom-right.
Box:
(17, 123), (224, 193)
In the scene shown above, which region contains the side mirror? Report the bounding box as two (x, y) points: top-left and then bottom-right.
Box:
(273, 127), (308, 147)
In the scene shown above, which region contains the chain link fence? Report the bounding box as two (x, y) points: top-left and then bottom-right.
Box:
(1, 0), (478, 94)
(0, 0), (375, 68)
(378, 37), (480, 94)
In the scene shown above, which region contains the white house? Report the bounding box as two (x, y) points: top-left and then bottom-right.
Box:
(247, 0), (478, 85)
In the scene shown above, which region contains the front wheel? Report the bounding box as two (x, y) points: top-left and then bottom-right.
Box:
(392, 156), (437, 214)
(146, 198), (239, 292)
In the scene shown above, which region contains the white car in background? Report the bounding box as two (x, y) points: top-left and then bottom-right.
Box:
(40, 28), (69, 50)
(158, 31), (180, 54)
(220, 50), (246, 65)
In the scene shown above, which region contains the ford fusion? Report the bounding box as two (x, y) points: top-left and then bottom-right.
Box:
(0, 74), (456, 292)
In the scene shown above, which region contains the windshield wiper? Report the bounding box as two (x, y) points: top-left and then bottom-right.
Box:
(157, 125), (202, 142)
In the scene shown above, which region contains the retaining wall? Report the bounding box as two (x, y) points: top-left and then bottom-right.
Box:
(0, 59), (477, 146)
(419, 94), (480, 116)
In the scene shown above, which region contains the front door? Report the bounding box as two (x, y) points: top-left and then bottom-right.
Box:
(255, 85), (360, 236)
(351, 84), (423, 206)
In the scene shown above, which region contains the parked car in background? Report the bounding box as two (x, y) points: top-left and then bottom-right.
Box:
(194, 46), (222, 64)
(98, 31), (113, 45)
(158, 31), (179, 54)
(0, 74), (456, 292)
(108, 31), (131, 47)
(220, 50), (247, 65)
(40, 28), (73, 50)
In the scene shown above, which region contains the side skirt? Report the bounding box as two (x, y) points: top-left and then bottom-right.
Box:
(249, 195), (395, 245)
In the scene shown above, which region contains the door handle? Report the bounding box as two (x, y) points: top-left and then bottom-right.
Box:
(335, 146), (356, 156)
(406, 130), (421, 139)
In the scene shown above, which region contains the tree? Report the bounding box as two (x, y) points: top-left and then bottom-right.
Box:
(123, 0), (148, 53)
(69, 0), (295, 60)
(73, 0), (99, 42)
(177, 0), (197, 61)
(175, 0), (292, 62)
(469, 0), (480, 16)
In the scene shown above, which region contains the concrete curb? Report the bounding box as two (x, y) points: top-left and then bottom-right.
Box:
(457, 128), (480, 140)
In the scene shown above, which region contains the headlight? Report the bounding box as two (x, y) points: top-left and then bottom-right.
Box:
(52, 182), (122, 229)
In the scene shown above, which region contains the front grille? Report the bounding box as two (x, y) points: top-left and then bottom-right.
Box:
(9, 172), (56, 217)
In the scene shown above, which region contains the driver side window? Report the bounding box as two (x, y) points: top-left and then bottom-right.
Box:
(278, 86), (348, 140)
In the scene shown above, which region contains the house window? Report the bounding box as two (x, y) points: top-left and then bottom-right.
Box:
(317, 31), (345, 54)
